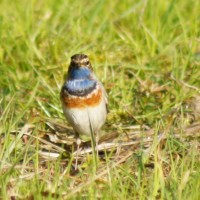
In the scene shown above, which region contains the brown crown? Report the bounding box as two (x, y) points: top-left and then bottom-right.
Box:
(70, 54), (92, 68)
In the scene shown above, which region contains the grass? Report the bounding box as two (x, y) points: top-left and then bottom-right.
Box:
(0, 0), (200, 199)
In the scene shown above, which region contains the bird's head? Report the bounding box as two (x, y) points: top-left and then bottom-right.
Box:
(70, 54), (92, 68)
(67, 54), (93, 80)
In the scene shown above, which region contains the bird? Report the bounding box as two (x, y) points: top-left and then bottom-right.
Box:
(60, 54), (108, 142)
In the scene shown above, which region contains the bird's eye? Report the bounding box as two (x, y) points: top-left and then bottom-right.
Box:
(86, 61), (89, 65)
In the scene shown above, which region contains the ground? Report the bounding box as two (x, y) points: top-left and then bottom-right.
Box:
(0, 0), (200, 199)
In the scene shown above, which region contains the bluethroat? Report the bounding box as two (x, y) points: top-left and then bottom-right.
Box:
(60, 54), (108, 142)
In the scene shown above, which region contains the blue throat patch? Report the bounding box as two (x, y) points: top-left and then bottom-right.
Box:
(65, 67), (97, 96)
(69, 67), (91, 79)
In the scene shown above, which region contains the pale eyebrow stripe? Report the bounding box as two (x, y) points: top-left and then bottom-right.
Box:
(80, 58), (89, 63)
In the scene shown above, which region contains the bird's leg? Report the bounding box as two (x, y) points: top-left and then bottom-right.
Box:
(75, 137), (82, 171)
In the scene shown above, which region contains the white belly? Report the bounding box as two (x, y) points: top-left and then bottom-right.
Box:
(62, 98), (107, 141)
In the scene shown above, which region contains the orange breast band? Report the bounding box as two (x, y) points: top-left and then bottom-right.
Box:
(61, 87), (102, 109)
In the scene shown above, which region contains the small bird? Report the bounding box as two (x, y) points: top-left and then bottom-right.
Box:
(60, 54), (108, 142)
